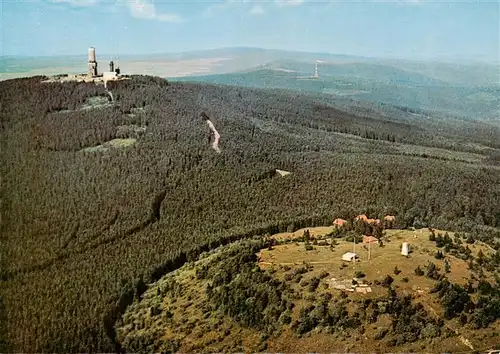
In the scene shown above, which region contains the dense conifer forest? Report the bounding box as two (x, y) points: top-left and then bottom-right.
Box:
(0, 75), (499, 352)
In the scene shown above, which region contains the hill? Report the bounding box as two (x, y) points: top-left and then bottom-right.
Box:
(3, 47), (497, 85)
(0, 75), (499, 352)
(175, 60), (500, 122)
(116, 227), (500, 353)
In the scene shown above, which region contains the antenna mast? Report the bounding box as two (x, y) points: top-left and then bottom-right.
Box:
(353, 235), (356, 274)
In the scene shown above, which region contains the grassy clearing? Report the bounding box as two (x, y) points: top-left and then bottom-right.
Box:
(116, 125), (147, 136)
(270, 226), (335, 241)
(80, 96), (111, 110)
(81, 138), (137, 152)
(261, 228), (494, 296)
(275, 169), (292, 177)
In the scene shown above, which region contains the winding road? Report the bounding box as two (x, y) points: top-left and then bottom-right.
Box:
(206, 119), (221, 153)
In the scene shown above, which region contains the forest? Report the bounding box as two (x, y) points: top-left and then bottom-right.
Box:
(0, 75), (499, 352)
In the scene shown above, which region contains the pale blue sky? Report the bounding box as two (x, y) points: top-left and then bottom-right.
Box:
(1, 0), (499, 62)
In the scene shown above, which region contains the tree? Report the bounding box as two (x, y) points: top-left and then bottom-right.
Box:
(355, 271), (365, 278)
(414, 266), (424, 276)
(444, 232), (452, 245)
(426, 262), (440, 280)
(382, 275), (394, 287)
(436, 234), (444, 248)
(444, 259), (451, 273)
(477, 249), (485, 265)
(441, 284), (471, 319)
(303, 229), (311, 243)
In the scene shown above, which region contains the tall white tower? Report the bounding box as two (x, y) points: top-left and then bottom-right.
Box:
(88, 47), (98, 77)
(313, 62), (319, 79)
(401, 242), (410, 256)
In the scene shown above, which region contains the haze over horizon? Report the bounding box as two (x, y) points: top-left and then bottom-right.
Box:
(2, 0), (499, 64)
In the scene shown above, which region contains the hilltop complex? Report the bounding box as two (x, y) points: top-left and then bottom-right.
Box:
(42, 47), (127, 86)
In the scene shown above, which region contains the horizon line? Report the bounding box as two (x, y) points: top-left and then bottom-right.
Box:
(1, 46), (498, 66)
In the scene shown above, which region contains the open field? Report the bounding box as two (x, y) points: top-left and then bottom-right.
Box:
(260, 227), (494, 292)
(270, 226), (335, 241)
(262, 228), (493, 281)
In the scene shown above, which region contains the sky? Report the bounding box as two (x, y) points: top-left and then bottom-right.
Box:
(1, 0), (499, 63)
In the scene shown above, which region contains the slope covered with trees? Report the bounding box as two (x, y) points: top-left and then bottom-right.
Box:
(0, 76), (499, 352)
(175, 65), (500, 123)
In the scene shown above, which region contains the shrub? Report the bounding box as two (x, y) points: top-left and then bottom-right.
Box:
(308, 277), (321, 292)
(149, 305), (162, 317)
(382, 275), (394, 287)
(444, 260), (451, 273)
(420, 323), (441, 339)
(300, 279), (310, 287)
(414, 266), (424, 276)
(279, 310), (292, 325)
(354, 271), (365, 278)
(319, 271), (330, 279)
(426, 262), (440, 280)
(374, 328), (388, 340)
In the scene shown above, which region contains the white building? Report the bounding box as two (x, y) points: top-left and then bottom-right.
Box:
(103, 72), (118, 81)
(401, 242), (410, 256)
(342, 252), (358, 262)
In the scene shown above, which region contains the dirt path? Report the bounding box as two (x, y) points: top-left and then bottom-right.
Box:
(206, 119), (221, 153)
(107, 90), (114, 102)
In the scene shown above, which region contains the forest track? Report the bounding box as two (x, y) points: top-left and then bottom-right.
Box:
(206, 120), (221, 153)
(60, 211), (119, 251)
(424, 301), (474, 351)
(60, 222), (80, 250)
(5, 192), (167, 280)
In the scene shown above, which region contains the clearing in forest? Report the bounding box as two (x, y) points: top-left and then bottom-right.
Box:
(81, 138), (137, 152)
(275, 169), (292, 177)
(80, 96), (112, 110)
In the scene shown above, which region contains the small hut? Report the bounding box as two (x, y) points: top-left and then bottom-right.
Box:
(342, 252), (358, 262)
(363, 235), (378, 244)
(333, 218), (346, 227)
(401, 242), (410, 256)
